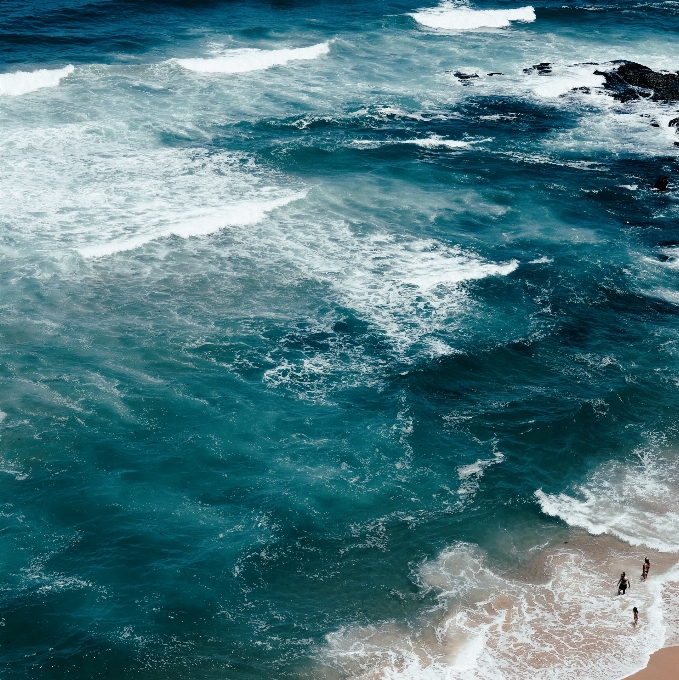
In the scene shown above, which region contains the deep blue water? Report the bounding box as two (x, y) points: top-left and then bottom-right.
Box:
(2, 1), (679, 678)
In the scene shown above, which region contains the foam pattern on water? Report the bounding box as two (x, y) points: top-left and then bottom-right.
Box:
(253, 219), (518, 358)
(0, 123), (303, 258)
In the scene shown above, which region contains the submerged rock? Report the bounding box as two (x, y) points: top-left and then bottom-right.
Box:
(654, 176), (669, 191)
(523, 62), (552, 76)
(453, 71), (479, 81)
(595, 61), (679, 102)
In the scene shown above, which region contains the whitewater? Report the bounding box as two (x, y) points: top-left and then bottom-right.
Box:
(1, 1), (679, 679)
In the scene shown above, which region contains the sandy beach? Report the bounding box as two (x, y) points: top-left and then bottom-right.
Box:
(624, 646), (679, 680)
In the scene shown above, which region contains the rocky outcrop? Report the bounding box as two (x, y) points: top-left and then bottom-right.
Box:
(452, 71), (479, 82)
(448, 71), (479, 86)
(523, 63), (552, 76)
(594, 61), (679, 102)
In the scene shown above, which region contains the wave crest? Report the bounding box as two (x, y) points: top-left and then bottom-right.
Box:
(0, 65), (74, 97)
(175, 42), (330, 74)
(409, 2), (535, 31)
(536, 453), (679, 553)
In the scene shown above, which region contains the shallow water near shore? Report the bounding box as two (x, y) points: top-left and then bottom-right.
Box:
(2, 1), (679, 678)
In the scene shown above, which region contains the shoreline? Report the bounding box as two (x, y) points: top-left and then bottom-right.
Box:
(319, 529), (679, 679)
(624, 646), (679, 680)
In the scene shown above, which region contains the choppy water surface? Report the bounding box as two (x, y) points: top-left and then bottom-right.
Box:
(2, 1), (679, 678)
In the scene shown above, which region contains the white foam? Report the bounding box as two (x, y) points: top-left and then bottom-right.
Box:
(403, 136), (470, 149)
(0, 122), (308, 259)
(175, 42), (329, 74)
(535, 453), (679, 553)
(79, 193), (306, 258)
(457, 453), (504, 501)
(352, 136), (479, 150)
(1, 120), (515, 370)
(0, 412), (6, 423)
(409, 2), (535, 31)
(305, 233), (517, 355)
(259, 228), (518, 372)
(457, 453), (503, 481)
(529, 67), (605, 98)
(0, 65), (74, 96)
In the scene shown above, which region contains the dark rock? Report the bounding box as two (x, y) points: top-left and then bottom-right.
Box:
(669, 117), (679, 127)
(658, 253), (671, 262)
(523, 62), (552, 76)
(573, 86), (591, 94)
(651, 122), (660, 127)
(487, 72), (503, 76)
(453, 71), (479, 84)
(596, 62), (679, 102)
(659, 240), (679, 247)
(654, 175), (669, 191)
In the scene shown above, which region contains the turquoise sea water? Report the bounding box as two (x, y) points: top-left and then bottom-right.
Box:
(2, 1), (679, 678)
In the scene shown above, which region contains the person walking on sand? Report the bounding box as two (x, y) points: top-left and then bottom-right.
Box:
(642, 558), (650, 581)
(633, 607), (639, 627)
(618, 571), (631, 595)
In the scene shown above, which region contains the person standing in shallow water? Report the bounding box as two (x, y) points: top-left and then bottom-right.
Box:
(633, 607), (639, 627)
(618, 572), (631, 595)
(642, 558), (650, 581)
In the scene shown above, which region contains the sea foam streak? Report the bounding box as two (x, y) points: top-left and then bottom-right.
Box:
(352, 136), (471, 150)
(409, 2), (535, 30)
(528, 65), (605, 98)
(403, 136), (470, 149)
(1, 124), (306, 260)
(175, 43), (329, 74)
(269, 229), (518, 355)
(0, 65), (74, 96)
(79, 193), (306, 258)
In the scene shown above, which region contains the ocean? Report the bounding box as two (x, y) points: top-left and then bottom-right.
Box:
(1, 1), (679, 678)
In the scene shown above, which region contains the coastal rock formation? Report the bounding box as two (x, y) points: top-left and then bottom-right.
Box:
(452, 71), (479, 83)
(595, 61), (679, 102)
(523, 62), (552, 76)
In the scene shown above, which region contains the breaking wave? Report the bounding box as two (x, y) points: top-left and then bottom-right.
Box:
(175, 42), (330, 74)
(409, 2), (535, 31)
(0, 65), (74, 96)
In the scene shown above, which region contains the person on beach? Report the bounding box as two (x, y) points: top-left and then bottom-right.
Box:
(618, 571), (631, 595)
(642, 558), (650, 581)
(633, 607), (639, 627)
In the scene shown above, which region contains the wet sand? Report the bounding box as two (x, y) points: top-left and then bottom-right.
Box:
(624, 646), (679, 679)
